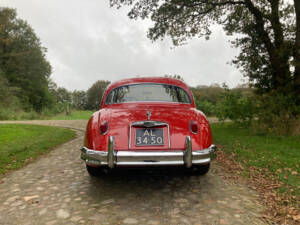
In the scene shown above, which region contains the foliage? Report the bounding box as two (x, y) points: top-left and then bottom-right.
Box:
(195, 100), (215, 116)
(54, 87), (72, 105)
(47, 80), (88, 115)
(49, 110), (93, 120)
(0, 8), (52, 112)
(0, 108), (39, 121)
(191, 84), (224, 105)
(0, 124), (76, 174)
(191, 84), (255, 118)
(215, 85), (256, 124)
(255, 92), (300, 135)
(0, 71), (20, 109)
(110, 0), (300, 121)
(72, 90), (87, 110)
(86, 80), (110, 110)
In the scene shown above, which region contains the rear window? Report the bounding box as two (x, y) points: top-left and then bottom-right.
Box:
(105, 83), (191, 104)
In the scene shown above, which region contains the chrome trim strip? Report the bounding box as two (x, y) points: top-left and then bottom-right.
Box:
(117, 151), (183, 157)
(167, 124), (171, 149)
(131, 121), (166, 127)
(106, 101), (191, 105)
(192, 158), (211, 164)
(129, 124), (131, 148)
(116, 161), (184, 166)
(128, 121), (171, 149)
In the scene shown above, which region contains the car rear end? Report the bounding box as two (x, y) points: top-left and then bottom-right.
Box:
(80, 78), (216, 174)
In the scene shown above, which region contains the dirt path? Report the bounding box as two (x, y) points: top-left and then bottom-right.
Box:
(0, 120), (266, 225)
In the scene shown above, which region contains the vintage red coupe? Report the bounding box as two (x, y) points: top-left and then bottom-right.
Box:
(81, 77), (216, 176)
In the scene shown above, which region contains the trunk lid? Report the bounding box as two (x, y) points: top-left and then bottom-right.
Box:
(108, 103), (197, 150)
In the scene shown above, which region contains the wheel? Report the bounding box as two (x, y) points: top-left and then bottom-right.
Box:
(86, 165), (101, 176)
(189, 163), (210, 175)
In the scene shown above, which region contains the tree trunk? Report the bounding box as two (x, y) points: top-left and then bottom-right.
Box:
(294, 0), (300, 100)
(244, 0), (291, 91)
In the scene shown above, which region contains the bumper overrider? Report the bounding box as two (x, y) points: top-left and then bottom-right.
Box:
(80, 136), (216, 168)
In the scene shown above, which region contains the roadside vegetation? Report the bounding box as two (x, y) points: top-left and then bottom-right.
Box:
(0, 8), (109, 121)
(212, 123), (300, 197)
(212, 123), (300, 223)
(0, 124), (76, 174)
(49, 110), (93, 120)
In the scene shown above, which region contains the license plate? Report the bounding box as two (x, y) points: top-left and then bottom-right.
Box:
(135, 128), (164, 146)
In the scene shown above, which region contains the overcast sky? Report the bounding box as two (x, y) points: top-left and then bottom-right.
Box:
(2, 0), (243, 91)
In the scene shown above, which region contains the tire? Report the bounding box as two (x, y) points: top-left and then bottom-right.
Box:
(189, 163), (210, 175)
(86, 165), (101, 176)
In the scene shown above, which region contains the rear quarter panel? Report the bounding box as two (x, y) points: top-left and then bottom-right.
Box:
(85, 109), (111, 151)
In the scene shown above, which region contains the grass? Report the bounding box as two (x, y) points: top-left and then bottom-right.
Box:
(49, 110), (93, 120)
(211, 123), (300, 197)
(0, 124), (76, 174)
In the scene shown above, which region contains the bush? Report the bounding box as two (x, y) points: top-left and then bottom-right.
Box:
(215, 86), (256, 124)
(255, 92), (300, 135)
(0, 108), (17, 120)
(41, 103), (66, 117)
(195, 100), (215, 116)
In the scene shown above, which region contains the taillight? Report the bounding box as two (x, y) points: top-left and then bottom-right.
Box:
(100, 121), (109, 135)
(190, 120), (198, 134)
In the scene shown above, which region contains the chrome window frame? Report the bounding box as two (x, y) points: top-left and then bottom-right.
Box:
(104, 82), (192, 105)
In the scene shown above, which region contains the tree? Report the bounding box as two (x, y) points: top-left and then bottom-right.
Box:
(86, 80), (110, 110)
(55, 87), (72, 105)
(0, 70), (20, 108)
(191, 84), (225, 104)
(72, 90), (87, 110)
(110, 0), (299, 111)
(0, 7), (52, 112)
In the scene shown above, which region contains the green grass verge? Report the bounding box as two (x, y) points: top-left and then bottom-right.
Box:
(0, 124), (76, 174)
(211, 123), (300, 197)
(49, 110), (93, 120)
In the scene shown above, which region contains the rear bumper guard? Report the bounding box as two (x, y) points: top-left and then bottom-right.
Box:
(81, 136), (216, 168)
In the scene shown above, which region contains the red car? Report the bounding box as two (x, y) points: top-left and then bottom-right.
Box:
(81, 77), (216, 175)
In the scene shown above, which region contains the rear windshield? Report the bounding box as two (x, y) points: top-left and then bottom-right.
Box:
(105, 83), (191, 104)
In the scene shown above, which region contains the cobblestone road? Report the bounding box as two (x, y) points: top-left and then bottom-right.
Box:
(0, 120), (267, 225)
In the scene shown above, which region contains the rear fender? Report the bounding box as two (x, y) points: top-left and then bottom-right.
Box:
(196, 110), (212, 149)
(85, 109), (111, 150)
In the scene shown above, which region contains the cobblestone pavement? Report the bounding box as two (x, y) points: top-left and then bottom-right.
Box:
(0, 120), (267, 225)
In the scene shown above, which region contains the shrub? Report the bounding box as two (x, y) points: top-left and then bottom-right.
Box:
(255, 92), (300, 135)
(195, 100), (215, 116)
(215, 86), (256, 124)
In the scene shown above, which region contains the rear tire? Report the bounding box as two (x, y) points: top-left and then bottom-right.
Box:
(86, 165), (101, 176)
(190, 163), (210, 175)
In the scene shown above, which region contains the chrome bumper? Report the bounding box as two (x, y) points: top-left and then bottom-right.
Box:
(81, 136), (216, 168)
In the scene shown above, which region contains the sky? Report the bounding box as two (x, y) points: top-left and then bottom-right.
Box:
(1, 0), (244, 91)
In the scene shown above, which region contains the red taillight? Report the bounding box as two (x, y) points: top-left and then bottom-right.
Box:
(100, 122), (108, 135)
(190, 121), (198, 134)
